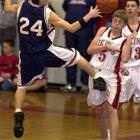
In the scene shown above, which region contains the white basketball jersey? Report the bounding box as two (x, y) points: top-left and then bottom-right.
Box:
(122, 23), (140, 67)
(90, 27), (126, 73)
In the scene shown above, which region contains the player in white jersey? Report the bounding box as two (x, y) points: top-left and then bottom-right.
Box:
(87, 10), (136, 140)
(122, 0), (140, 103)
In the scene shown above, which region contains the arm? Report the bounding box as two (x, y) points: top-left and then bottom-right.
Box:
(87, 27), (107, 55)
(49, 5), (102, 33)
(121, 31), (138, 62)
(121, 40), (131, 63)
(87, 27), (121, 55)
(4, 0), (20, 13)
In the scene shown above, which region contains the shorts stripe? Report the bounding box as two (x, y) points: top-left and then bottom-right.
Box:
(112, 39), (126, 108)
(66, 49), (77, 66)
(17, 52), (22, 86)
(47, 26), (55, 35)
(112, 73), (121, 108)
(17, 72), (46, 88)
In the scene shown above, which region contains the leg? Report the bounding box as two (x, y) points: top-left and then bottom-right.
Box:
(61, 65), (77, 92)
(95, 103), (108, 140)
(27, 79), (47, 91)
(80, 70), (88, 92)
(66, 65), (77, 86)
(77, 56), (95, 77)
(14, 88), (26, 138)
(87, 82), (107, 140)
(81, 69), (88, 86)
(133, 66), (140, 103)
(78, 28), (92, 87)
(46, 45), (96, 80)
(13, 52), (46, 138)
(106, 103), (119, 140)
(65, 31), (77, 87)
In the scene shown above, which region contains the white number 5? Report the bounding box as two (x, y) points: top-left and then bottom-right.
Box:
(20, 17), (43, 36)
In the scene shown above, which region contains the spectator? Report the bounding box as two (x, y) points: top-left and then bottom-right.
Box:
(0, 40), (47, 91)
(0, 0), (16, 46)
(2, 0), (48, 92)
(0, 40), (18, 90)
(61, 0), (96, 93)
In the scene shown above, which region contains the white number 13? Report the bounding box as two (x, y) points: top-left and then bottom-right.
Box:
(20, 17), (43, 36)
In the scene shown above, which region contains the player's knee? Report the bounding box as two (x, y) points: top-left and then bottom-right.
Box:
(35, 79), (47, 87)
(107, 107), (117, 119)
(68, 49), (81, 66)
(96, 111), (105, 120)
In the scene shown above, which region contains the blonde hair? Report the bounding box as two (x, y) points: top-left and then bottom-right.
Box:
(113, 9), (128, 23)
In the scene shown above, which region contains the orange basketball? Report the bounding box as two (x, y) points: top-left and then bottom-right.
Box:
(97, 0), (118, 14)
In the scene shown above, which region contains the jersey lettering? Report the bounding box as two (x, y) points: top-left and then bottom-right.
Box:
(19, 17), (43, 36)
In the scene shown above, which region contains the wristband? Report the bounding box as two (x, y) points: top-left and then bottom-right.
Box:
(78, 18), (87, 28)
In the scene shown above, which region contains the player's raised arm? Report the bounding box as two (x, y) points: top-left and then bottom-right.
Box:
(87, 27), (107, 54)
(4, 0), (20, 13)
(121, 31), (138, 63)
(87, 27), (121, 55)
(49, 5), (102, 33)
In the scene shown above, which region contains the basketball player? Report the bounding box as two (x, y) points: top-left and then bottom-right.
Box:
(87, 10), (136, 140)
(4, 0), (55, 12)
(122, 0), (140, 103)
(5, 0), (102, 138)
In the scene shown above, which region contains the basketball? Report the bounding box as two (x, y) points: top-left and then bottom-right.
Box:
(97, 0), (118, 14)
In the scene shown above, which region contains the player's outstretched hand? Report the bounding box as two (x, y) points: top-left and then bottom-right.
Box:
(120, 66), (129, 76)
(88, 5), (102, 19)
(128, 31), (138, 40)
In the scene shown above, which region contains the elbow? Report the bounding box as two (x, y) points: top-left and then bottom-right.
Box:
(87, 49), (90, 55)
(67, 24), (77, 33)
(87, 45), (96, 55)
(87, 48), (93, 55)
(68, 27), (76, 33)
(70, 30), (75, 33)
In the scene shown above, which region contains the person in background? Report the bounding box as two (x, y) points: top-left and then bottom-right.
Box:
(61, 0), (97, 93)
(0, 40), (18, 90)
(0, 40), (47, 92)
(0, 0), (16, 47)
(96, 0), (127, 30)
(122, 0), (140, 103)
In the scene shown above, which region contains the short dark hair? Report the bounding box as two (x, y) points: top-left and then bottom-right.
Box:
(127, 0), (139, 6)
(3, 39), (15, 47)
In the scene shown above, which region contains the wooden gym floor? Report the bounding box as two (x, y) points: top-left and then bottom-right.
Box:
(0, 90), (140, 140)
